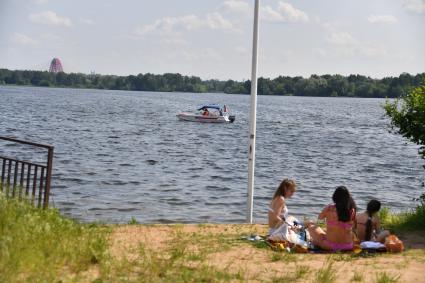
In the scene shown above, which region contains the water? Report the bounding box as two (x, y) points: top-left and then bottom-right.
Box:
(0, 86), (423, 223)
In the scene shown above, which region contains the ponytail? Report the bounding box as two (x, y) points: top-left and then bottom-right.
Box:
(365, 200), (381, 241)
(332, 186), (353, 222)
(365, 211), (373, 241)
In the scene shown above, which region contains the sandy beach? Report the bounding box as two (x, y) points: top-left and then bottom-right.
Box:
(99, 224), (425, 282)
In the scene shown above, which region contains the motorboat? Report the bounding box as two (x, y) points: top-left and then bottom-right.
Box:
(177, 104), (235, 123)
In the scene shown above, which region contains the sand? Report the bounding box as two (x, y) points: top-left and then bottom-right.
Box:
(107, 224), (425, 282)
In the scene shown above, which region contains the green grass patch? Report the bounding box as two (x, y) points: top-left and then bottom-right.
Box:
(96, 228), (246, 282)
(314, 258), (337, 283)
(374, 272), (400, 283)
(0, 193), (109, 282)
(270, 265), (309, 283)
(380, 200), (425, 232)
(351, 270), (364, 282)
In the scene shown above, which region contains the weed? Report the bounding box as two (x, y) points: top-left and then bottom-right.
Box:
(128, 216), (138, 225)
(374, 272), (400, 283)
(314, 258), (337, 283)
(270, 265), (309, 282)
(351, 270), (364, 282)
(294, 265), (310, 279)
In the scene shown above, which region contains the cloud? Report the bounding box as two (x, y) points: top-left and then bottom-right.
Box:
(313, 48), (327, 57)
(136, 12), (239, 35)
(10, 33), (38, 46)
(29, 11), (72, 27)
(326, 31), (387, 58)
(181, 48), (224, 62)
(368, 15), (398, 24)
(80, 18), (95, 25)
(327, 32), (357, 46)
(402, 0), (425, 14)
(220, 0), (250, 15)
(234, 46), (248, 55)
(261, 1), (309, 23)
(31, 0), (48, 4)
(205, 12), (236, 30)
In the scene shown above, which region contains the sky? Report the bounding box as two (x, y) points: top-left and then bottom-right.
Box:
(0, 0), (424, 80)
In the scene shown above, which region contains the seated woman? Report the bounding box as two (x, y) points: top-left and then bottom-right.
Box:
(307, 186), (357, 251)
(267, 178), (299, 242)
(356, 199), (390, 243)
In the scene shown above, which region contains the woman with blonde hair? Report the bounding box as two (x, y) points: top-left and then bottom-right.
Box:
(267, 178), (299, 242)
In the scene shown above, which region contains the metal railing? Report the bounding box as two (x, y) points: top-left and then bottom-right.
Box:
(0, 136), (54, 208)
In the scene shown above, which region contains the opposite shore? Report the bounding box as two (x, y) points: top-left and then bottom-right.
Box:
(1, 68), (424, 98)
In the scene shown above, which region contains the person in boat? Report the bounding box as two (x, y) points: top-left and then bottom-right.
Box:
(267, 179), (300, 242)
(307, 186), (357, 251)
(356, 199), (390, 243)
(202, 108), (210, 116)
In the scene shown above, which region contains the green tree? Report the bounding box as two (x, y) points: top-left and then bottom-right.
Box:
(384, 83), (425, 162)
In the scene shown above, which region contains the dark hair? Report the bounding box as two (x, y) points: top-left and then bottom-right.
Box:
(332, 186), (356, 222)
(273, 179), (297, 199)
(365, 200), (381, 241)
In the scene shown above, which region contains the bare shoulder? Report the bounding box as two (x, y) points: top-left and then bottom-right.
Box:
(270, 196), (284, 207)
(356, 212), (367, 223)
(274, 196), (285, 206)
(373, 215), (380, 224)
(319, 204), (332, 218)
(324, 204), (334, 212)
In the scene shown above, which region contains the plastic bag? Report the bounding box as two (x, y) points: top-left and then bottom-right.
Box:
(384, 235), (404, 253)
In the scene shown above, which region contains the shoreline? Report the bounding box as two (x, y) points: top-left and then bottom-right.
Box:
(2, 193), (424, 282)
(0, 79), (418, 99)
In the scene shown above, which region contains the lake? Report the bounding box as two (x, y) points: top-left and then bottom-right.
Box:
(0, 86), (423, 223)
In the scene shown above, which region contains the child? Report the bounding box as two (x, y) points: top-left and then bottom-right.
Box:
(356, 200), (390, 243)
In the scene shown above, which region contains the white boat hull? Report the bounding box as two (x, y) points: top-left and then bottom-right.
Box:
(177, 112), (233, 123)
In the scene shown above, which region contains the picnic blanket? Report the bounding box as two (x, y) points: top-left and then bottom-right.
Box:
(242, 234), (396, 254)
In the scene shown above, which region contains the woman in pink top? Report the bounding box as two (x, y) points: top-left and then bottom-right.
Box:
(308, 186), (357, 251)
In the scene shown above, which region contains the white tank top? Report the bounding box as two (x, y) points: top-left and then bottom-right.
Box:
(269, 196), (289, 220)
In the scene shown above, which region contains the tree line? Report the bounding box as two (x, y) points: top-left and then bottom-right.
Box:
(0, 68), (423, 98)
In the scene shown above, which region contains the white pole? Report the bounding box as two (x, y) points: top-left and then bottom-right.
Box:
(247, 0), (260, 224)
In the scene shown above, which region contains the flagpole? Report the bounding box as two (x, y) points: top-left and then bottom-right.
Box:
(247, 0), (260, 224)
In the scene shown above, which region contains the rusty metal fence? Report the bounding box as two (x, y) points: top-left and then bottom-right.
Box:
(0, 136), (54, 208)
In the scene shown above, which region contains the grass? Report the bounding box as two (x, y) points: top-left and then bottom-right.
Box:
(351, 270), (364, 282)
(380, 195), (425, 232)
(0, 192), (109, 282)
(1, 187), (425, 282)
(314, 258), (337, 283)
(270, 265), (310, 282)
(128, 216), (138, 225)
(93, 226), (247, 282)
(270, 251), (297, 262)
(374, 272), (400, 283)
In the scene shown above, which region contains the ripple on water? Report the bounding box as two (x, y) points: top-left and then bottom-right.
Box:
(1, 87), (423, 224)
